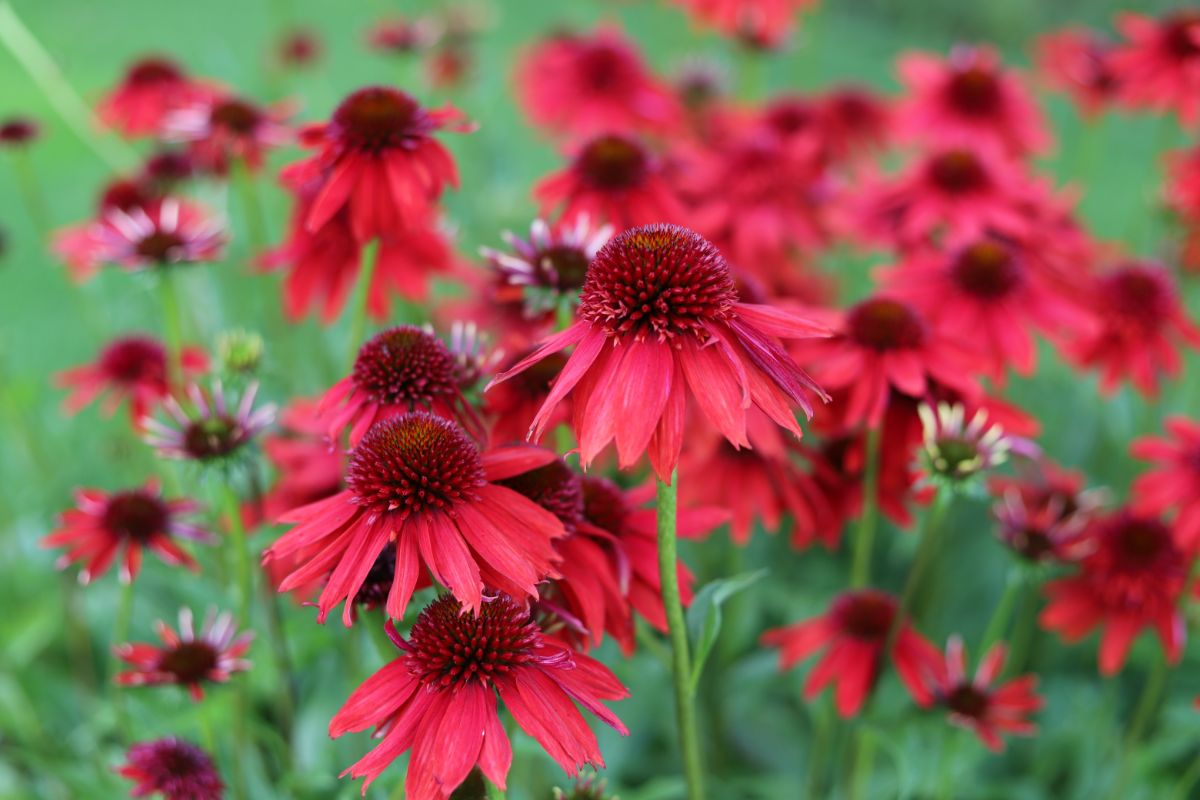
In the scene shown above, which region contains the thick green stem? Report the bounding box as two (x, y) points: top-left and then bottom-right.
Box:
(112, 579), (135, 741)
(158, 269), (185, 386)
(220, 482), (253, 625)
(233, 158), (268, 255)
(344, 243), (380, 370)
(1109, 654), (1169, 799)
(656, 472), (706, 800)
(1006, 577), (1039, 675)
(1171, 751), (1200, 800)
(847, 727), (875, 800)
(899, 491), (951, 619)
(10, 151), (47, 234)
(980, 567), (1024, 654)
(849, 426), (881, 588)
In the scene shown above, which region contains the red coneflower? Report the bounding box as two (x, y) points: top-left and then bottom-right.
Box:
(917, 401), (1029, 485)
(265, 412), (565, 624)
(329, 594), (628, 796)
(116, 607), (253, 701)
(488, 224), (829, 481)
(895, 46), (1051, 156)
(0, 116), (40, 147)
(1165, 143), (1200, 225)
(97, 57), (213, 138)
(1035, 28), (1121, 118)
(117, 738), (224, 800)
(1112, 10), (1200, 128)
(284, 86), (470, 242)
(257, 398), (345, 525)
(910, 637), (1042, 751)
(484, 349), (571, 447)
(277, 28), (322, 69)
(56, 335), (207, 425)
(43, 480), (211, 584)
(761, 589), (939, 717)
(815, 85), (892, 163)
(143, 381), (276, 463)
(1131, 417), (1200, 552)
(990, 461), (1101, 563)
(1040, 509), (1189, 675)
(669, 0), (818, 49)
(140, 149), (197, 191)
(164, 93), (291, 176)
(366, 17), (439, 56)
(319, 326), (484, 446)
(1064, 260), (1200, 397)
(534, 133), (687, 231)
(516, 28), (681, 139)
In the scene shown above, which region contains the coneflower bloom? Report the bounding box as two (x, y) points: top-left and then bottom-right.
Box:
(43, 480), (212, 584)
(277, 28), (322, 69)
(0, 116), (39, 146)
(1165, 143), (1200, 224)
(56, 335), (207, 425)
(265, 412), (564, 624)
(1040, 509), (1189, 675)
(1064, 260), (1200, 397)
(117, 738), (224, 800)
(319, 326), (483, 446)
(990, 462), (1101, 563)
(484, 349), (571, 447)
(144, 381), (276, 463)
(139, 149), (197, 192)
(116, 607), (253, 701)
(515, 28), (681, 138)
(283, 86), (470, 242)
(256, 398), (344, 525)
(1035, 28), (1121, 117)
(918, 402), (1027, 485)
(910, 637), (1042, 752)
(329, 595), (628, 796)
(366, 16), (439, 55)
(894, 46), (1051, 156)
(1131, 417), (1200, 552)
(97, 57), (213, 138)
(534, 133), (687, 231)
(488, 224), (829, 481)
(669, 0), (818, 49)
(53, 198), (226, 276)
(163, 93), (291, 176)
(1111, 11), (1200, 128)
(815, 85), (893, 163)
(554, 774), (616, 800)
(761, 589), (939, 717)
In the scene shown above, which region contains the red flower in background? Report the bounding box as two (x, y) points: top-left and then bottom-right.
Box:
(265, 412), (564, 624)
(1112, 11), (1200, 128)
(910, 637), (1042, 751)
(116, 607), (253, 701)
(1041, 509), (1189, 675)
(815, 84), (893, 164)
(164, 93), (291, 176)
(895, 46), (1051, 156)
(329, 595), (628, 797)
(761, 589), (939, 717)
(1131, 417), (1200, 552)
(117, 738), (224, 800)
(1165, 143), (1200, 224)
(670, 0), (818, 49)
(43, 480), (212, 584)
(1063, 260), (1200, 397)
(534, 133), (686, 231)
(0, 116), (39, 147)
(56, 335), (206, 425)
(516, 28), (681, 138)
(277, 28), (322, 69)
(485, 349), (571, 446)
(257, 398), (344, 524)
(97, 57), (213, 138)
(990, 461), (1101, 563)
(1035, 29), (1121, 117)
(489, 225), (829, 481)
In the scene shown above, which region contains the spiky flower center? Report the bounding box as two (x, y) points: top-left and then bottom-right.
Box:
(159, 641), (219, 684)
(577, 42), (635, 93)
(352, 326), (459, 408)
(540, 244), (592, 291)
(577, 134), (649, 189)
(135, 230), (187, 263)
(124, 738), (222, 798)
(183, 416), (243, 460)
(831, 591), (897, 641)
(763, 98), (818, 138)
(846, 298), (925, 351)
(1165, 12), (1200, 59)
(127, 58), (183, 85)
(406, 594), (539, 688)
(354, 547), (397, 608)
(578, 224), (737, 343)
(331, 87), (430, 151)
(928, 149), (988, 193)
(143, 151), (194, 184)
(1111, 517), (1171, 568)
(1103, 265), (1173, 330)
(104, 491), (169, 542)
(928, 435), (983, 477)
(580, 476), (631, 535)
(0, 119), (37, 144)
(497, 459), (584, 531)
(944, 684), (990, 719)
(101, 337), (167, 384)
(210, 98), (261, 134)
(945, 65), (1001, 115)
(346, 412), (484, 517)
(101, 180), (154, 212)
(952, 239), (1021, 298)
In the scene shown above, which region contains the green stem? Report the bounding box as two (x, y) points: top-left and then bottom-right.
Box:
(1171, 751), (1200, 800)
(220, 481), (253, 625)
(804, 698), (832, 800)
(197, 700), (217, 754)
(847, 727), (875, 800)
(936, 728), (961, 800)
(1006, 577), (1039, 675)
(900, 491), (952, 619)
(979, 568), (1024, 654)
(259, 575), (297, 748)
(1109, 654), (1169, 799)
(9, 151), (47, 235)
(344, 243), (379, 370)
(849, 426), (881, 588)
(112, 579), (135, 741)
(656, 472), (706, 800)
(158, 269), (185, 387)
(233, 158), (268, 255)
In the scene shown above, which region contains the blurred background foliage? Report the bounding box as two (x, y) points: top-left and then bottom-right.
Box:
(1, 0), (1197, 798)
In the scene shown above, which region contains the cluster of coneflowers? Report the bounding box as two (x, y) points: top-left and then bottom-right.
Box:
(8, 1), (1200, 798)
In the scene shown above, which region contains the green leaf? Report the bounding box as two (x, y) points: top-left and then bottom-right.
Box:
(685, 569), (767, 695)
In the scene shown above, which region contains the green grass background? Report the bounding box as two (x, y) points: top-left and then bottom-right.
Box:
(1, 0), (1198, 798)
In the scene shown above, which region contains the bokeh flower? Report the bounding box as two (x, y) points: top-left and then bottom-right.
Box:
(116, 607), (252, 701)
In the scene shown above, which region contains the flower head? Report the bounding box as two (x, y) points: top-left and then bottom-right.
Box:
(1131, 417), (1200, 552)
(918, 402), (1026, 485)
(329, 594), (628, 797)
(144, 381), (275, 464)
(97, 57), (213, 138)
(1035, 28), (1121, 117)
(164, 93), (291, 176)
(990, 462), (1101, 563)
(116, 607), (252, 701)
(43, 480), (212, 584)
(277, 28), (322, 68)
(669, 0), (817, 49)
(54, 198), (226, 275)
(117, 737), (224, 800)
(257, 398), (345, 525)
(0, 116), (40, 147)
(1112, 11), (1200, 128)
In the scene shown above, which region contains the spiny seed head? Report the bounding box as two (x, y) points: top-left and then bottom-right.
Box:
(407, 594), (540, 688)
(951, 238), (1021, 298)
(158, 641), (219, 684)
(830, 590), (897, 641)
(347, 412), (485, 517)
(846, 297), (926, 351)
(101, 337), (167, 384)
(944, 684), (990, 719)
(580, 476), (631, 534)
(352, 326), (460, 408)
(103, 490), (169, 542)
(496, 459), (584, 531)
(576, 134), (649, 190)
(927, 149), (988, 193)
(945, 64), (1001, 115)
(578, 224), (737, 344)
(330, 87), (431, 151)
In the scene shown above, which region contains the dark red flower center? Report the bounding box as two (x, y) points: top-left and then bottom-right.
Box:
(832, 590), (897, 641)
(352, 326), (460, 408)
(143, 151), (195, 184)
(496, 459), (584, 531)
(353, 547), (396, 608)
(1103, 265), (1172, 329)
(539, 244), (592, 291)
(406, 594), (539, 688)
(0, 119), (37, 145)
(331, 87), (430, 151)
(764, 98), (819, 138)
(159, 641), (219, 684)
(104, 491), (169, 542)
(1165, 13), (1200, 60)
(579, 224), (737, 342)
(1110, 517), (1171, 568)
(581, 476), (631, 535)
(944, 683), (990, 719)
(577, 134), (650, 190)
(346, 412), (484, 517)
(951, 239), (1021, 298)
(101, 180), (154, 212)
(182, 415), (242, 460)
(502, 352), (569, 400)
(945, 65), (1001, 115)
(100, 337), (167, 384)
(125, 738), (222, 797)
(210, 98), (261, 135)
(927, 149), (989, 194)
(578, 43), (635, 93)
(135, 230), (187, 263)
(127, 58), (183, 85)
(846, 297), (925, 351)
